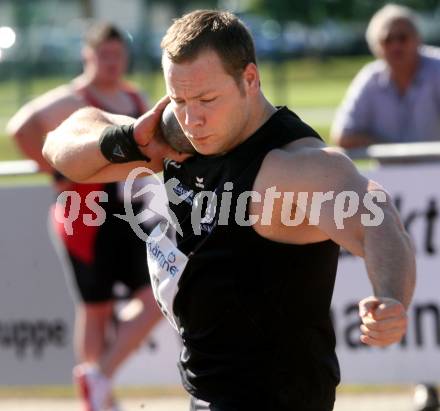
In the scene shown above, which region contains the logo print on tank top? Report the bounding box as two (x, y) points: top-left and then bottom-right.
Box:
(195, 177), (204, 189)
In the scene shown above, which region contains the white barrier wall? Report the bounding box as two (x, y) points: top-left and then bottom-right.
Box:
(334, 163), (440, 383)
(0, 186), (76, 385)
(0, 163), (439, 385)
(0, 184), (181, 386)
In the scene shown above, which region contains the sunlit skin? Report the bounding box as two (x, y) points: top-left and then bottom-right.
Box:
(162, 49), (268, 155)
(82, 39), (128, 89)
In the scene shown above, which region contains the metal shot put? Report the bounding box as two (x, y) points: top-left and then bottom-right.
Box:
(160, 104), (197, 154)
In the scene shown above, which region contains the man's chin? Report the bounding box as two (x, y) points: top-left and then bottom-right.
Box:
(193, 146), (222, 157)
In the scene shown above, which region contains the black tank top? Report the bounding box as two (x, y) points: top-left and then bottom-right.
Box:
(163, 107), (340, 409)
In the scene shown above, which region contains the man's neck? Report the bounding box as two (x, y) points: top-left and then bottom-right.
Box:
(240, 96), (276, 144)
(89, 80), (121, 94)
(391, 57), (420, 94)
(75, 74), (121, 94)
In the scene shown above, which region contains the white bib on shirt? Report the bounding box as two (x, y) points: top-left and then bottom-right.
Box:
(146, 224), (188, 330)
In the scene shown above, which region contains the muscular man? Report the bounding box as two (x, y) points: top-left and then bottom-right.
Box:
(43, 11), (416, 411)
(331, 4), (440, 148)
(7, 23), (162, 411)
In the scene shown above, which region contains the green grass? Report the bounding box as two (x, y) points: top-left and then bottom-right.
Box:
(0, 134), (22, 160)
(0, 55), (371, 117)
(260, 56), (372, 108)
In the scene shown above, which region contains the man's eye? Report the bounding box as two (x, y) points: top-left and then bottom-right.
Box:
(201, 97), (216, 103)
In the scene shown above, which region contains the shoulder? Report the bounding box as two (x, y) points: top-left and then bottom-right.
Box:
(33, 84), (82, 110)
(20, 84), (83, 117)
(355, 59), (387, 82)
(268, 107), (322, 142)
(8, 84), (85, 134)
(122, 81), (149, 110)
(359, 59), (385, 78)
(121, 81), (146, 101)
(121, 81), (142, 94)
(257, 138), (361, 194)
(347, 59), (385, 94)
(419, 46), (440, 75)
(336, 61), (384, 110)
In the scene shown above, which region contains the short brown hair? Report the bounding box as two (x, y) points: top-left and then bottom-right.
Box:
(84, 22), (126, 49)
(161, 10), (256, 83)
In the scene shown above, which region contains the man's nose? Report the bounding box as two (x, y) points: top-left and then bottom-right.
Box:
(184, 105), (204, 128)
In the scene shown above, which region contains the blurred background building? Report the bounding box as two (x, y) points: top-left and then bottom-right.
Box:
(0, 0), (439, 168)
(1, 0), (440, 143)
(1, 0), (440, 93)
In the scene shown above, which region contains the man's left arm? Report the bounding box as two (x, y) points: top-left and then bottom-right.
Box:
(356, 180), (415, 346)
(273, 146), (416, 346)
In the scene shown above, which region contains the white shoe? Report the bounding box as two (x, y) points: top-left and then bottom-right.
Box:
(73, 363), (112, 411)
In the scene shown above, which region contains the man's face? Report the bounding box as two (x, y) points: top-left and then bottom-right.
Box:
(162, 49), (254, 156)
(85, 39), (128, 85)
(379, 20), (420, 70)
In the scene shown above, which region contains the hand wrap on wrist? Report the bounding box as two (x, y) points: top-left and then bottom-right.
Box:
(99, 124), (150, 163)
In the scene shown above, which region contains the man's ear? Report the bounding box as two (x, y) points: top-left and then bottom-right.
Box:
(242, 63), (260, 95)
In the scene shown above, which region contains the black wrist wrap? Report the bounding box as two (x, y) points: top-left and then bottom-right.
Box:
(99, 124), (150, 163)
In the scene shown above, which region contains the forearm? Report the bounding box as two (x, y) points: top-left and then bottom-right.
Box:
(43, 97), (186, 183)
(43, 107), (117, 180)
(42, 107), (157, 183)
(363, 207), (416, 308)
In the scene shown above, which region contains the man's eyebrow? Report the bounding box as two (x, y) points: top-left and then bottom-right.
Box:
(170, 90), (216, 100)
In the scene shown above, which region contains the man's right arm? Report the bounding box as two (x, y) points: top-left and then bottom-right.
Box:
(43, 96), (184, 183)
(6, 108), (51, 172)
(6, 87), (78, 173)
